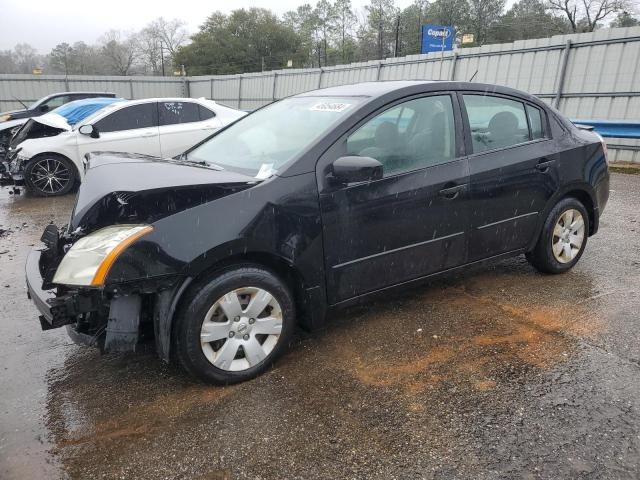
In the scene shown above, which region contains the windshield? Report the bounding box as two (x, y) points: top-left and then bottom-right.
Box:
(186, 96), (363, 177)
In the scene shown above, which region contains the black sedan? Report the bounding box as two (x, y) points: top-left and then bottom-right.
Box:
(26, 81), (609, 384)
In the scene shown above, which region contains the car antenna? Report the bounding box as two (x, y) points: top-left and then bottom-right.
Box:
(12, 95), (28, 109)
(468, 70), (478, 82)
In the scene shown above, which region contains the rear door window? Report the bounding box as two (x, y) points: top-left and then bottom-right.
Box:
(463, 95), (530, 153)
(198, 105), (216, 121)
(526, 104), (545, 140)
(95, 103), (158, 133)
(159, 101), (201, 126)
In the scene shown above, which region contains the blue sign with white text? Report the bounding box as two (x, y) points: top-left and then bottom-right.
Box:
(421, 24), (455, 54)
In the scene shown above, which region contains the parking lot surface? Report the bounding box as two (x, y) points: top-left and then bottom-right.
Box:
(1, 173), (639, 480)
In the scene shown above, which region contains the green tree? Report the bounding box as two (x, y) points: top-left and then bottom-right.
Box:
(332, 0), (357, 63)
(365, 0), (400, 59)
(467, 0), (506, 44)
(49, 43), (74, 75)
(611, 10), (640, 26)
(176, 8), (303, 75)
(284, 4), (322, 67)
(315, 0), (337, 65)
(398, 0), (430, 56)
(427, 0), (469, 30)
(490, 0), (570, 43)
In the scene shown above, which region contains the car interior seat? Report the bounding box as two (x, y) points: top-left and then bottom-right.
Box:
(488, 111), (519, 149)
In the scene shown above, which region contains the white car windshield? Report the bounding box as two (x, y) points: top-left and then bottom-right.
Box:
(186, 96), (363, 177)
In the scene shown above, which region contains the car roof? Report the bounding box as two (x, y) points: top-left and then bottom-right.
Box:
(41, 91), (116, 99)
(296, 81), (442, 97)
(295, 80), (540, 104)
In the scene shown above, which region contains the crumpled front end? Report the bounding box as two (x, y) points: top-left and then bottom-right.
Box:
(26, 223), (185, 355)
(25, 152), (258, 358)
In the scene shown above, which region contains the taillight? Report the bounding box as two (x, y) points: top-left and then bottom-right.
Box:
(594, 132), (609, 164)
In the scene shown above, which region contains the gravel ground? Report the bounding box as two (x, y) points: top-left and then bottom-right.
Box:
(0, 173), (639, 480)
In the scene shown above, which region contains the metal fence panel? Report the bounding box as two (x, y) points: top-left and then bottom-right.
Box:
(1, 26), (639, 161)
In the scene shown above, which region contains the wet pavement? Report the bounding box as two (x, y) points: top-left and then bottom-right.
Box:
(1, 173), (639, 479)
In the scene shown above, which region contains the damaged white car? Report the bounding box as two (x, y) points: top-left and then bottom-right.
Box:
(8, 97), (246, 196)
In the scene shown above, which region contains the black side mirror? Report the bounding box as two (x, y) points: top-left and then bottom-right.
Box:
(331, 156), (383, 184)
(78, 124), (99, 138)
(39, 105), (49, 112)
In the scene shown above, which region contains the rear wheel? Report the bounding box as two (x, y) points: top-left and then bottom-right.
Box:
(526, 197), (589, 274)
(24, 154), (76, 197)
(174, 265), (295, 384)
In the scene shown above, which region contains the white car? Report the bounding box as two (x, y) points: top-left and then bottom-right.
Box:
(12, 98), (246, 196)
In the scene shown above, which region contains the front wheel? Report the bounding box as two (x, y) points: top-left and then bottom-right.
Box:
(24, 154), (76, 197)
(526, 197), (589, 274)
(174, 265), (295, 384)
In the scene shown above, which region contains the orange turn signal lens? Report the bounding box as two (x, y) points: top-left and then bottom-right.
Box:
(90, 225), (154, 286)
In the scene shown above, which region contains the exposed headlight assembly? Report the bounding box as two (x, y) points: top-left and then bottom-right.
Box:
(53, 224), (153, 287)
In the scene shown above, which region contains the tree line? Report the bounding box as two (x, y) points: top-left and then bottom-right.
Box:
(0, 0), (638, 76)
(0, 17), (187, 76)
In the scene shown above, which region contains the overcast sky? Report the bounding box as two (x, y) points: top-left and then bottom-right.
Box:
(0, 0), (432, 52)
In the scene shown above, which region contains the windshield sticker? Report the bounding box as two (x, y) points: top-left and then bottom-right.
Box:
(310, 102), (352, 113)
(255, 163), (276, 180)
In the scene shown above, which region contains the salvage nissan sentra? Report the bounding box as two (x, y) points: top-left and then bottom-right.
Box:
(26, 81), (609, 384)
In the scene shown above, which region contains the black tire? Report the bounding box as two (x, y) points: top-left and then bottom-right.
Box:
(24, 154), (77, 197)
(526, 197), (589, 274)
(174, 265), (295, 384)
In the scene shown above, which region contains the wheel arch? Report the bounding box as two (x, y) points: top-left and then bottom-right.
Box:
(26, 151), (81, 184)
(528, 183), (598, 252)
(160, 251), (319, 363)
(562, 188), (596, 236)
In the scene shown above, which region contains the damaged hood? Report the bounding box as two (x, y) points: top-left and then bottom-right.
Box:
(70, 152), (259, 231)
(0, 118), (27, 132)
(31, 113), (72, 131)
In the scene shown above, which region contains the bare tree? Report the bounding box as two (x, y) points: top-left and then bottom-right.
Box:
(13, 43), (39, 73)
(139, 26), (163, 74)
(138, 18), (187, 75)
(100, 30), (139, 75)
(152, 18), (188, 59)
(547, 0), (636, 31)
(0, 50), (17, 74)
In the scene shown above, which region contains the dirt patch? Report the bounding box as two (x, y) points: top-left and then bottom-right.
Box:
(352, 345), (456, 388)
(51, 384), (236, 450)
(328, 286), (603, 398)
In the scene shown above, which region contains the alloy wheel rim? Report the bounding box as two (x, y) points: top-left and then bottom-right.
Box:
(552, 208), (585, 264)
(200, 287), (283, 372)
(30, 158), (70, 194)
